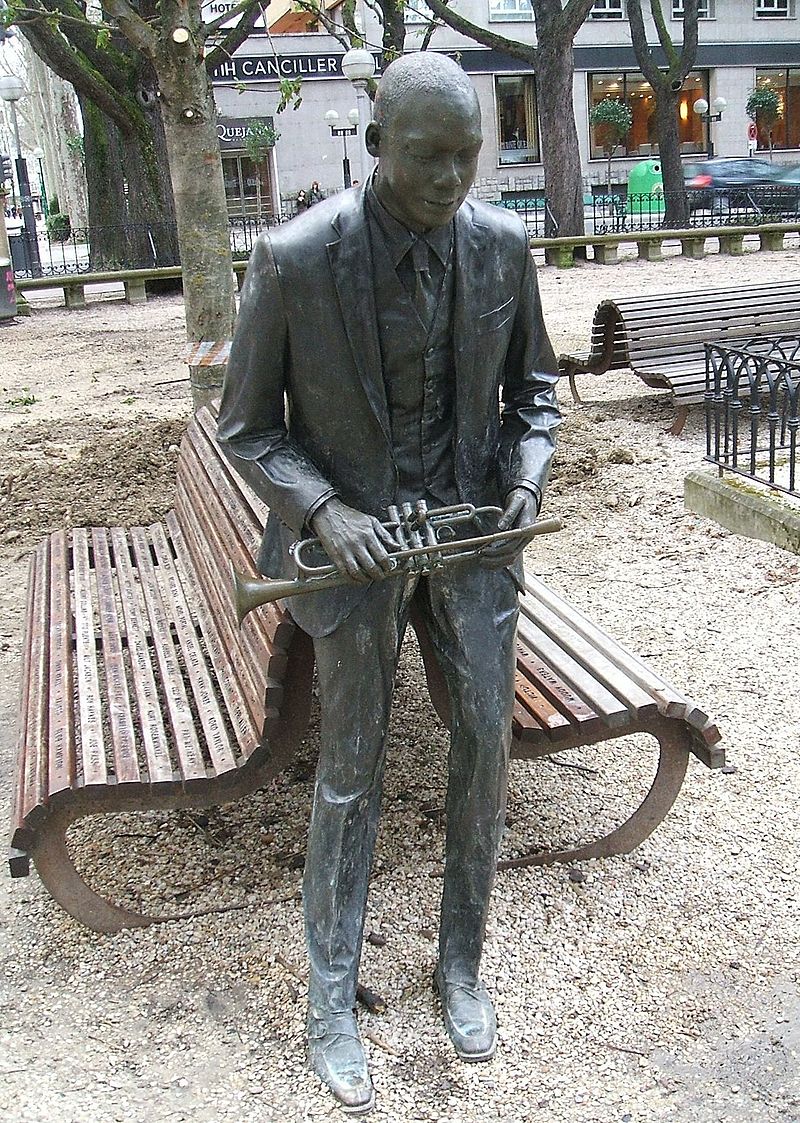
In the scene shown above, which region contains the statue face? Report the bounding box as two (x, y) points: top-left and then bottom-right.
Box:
(371, 86), (482, 232)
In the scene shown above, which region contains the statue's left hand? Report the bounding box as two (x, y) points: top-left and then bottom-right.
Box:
(480, 487), (539, 569)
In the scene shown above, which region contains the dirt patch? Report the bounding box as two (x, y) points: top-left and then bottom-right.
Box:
(0, 416), (187, 549)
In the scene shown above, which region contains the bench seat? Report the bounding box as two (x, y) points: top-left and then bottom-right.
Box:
(8, 408), (723, 931)
(558, 280), (800, 432)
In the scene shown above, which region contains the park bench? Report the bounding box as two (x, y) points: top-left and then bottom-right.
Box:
(8, 407), (723, 932)
(14, 264), (249, 311)
(530, 219), (800, 269)
(557, 279), (800, 434)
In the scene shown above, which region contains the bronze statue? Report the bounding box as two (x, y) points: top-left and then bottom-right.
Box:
(218, 51), (561, 1115)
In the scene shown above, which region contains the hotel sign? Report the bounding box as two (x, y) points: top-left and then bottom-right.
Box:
(211, 54), (363, 84)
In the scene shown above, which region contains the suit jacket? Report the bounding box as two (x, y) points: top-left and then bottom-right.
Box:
(217, 185), (561, 636)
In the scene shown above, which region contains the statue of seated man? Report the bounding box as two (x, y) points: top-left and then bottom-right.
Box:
(218, 51), (561, 1115)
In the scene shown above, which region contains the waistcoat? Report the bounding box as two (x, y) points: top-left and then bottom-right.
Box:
(371, 226), (459, 508)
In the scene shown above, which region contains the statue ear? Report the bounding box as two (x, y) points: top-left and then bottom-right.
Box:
(365, 122), (381, 158)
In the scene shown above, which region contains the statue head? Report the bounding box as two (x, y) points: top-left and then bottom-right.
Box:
(366, 53), (482, 232)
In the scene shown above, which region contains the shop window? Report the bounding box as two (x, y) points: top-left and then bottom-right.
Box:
(672, 0), (713, 16)
(753, 70), (800, 148)
(488, 0), (533, 20)
(755, 0), (794, 16)
(588, 70), (709, 159)
(222, 154), (273, 217)
(590, 0), (624, 18)
(496, 75), (539, 165)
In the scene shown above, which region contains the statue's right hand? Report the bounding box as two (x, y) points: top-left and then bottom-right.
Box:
(309, 497), (398, 585)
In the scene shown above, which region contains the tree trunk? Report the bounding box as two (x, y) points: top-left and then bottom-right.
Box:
(80, 94), (180, 271)
(655, 86), (688, 228)
(536, 38), (585, 240)
(156, 31), (235, 408)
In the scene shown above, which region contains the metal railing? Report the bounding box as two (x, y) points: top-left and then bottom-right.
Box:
(704, 338), (800, 496)
(9, 184), (800, 279)
(490, 196), (559, 238)
(590, 186), (800, 236)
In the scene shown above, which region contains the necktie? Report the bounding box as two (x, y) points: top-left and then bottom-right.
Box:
(410, 237), (435, 327)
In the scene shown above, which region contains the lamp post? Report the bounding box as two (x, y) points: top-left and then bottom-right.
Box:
(324, 108), (360, 189)
(33, 146), (48, 219)
(0, 76), (42, 277)
(341, 48), (376, 185)
(693, 96), (727, 160)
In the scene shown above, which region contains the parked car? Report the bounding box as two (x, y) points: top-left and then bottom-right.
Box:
(684, 157), (800, 215)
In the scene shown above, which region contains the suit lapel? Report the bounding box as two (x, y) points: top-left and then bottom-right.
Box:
(326, 195), (391, 444)
(454, 201), (493, 429)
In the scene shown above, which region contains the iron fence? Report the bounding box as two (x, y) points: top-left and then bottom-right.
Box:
(9, 184), (800, 278)
(590, 186), (800, 236)
(490, 196), (559, 238)
(704, 338), (800, 496)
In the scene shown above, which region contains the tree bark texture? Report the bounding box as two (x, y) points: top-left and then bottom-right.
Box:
(154, 5), (236, 404)
(423, 0), (593, 240)
(534, 34), (586, 240)
(626, 0), (699, 229)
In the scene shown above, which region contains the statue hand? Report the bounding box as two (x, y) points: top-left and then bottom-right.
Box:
(481, 487), (540, 570)
(309, 497), (398, 585)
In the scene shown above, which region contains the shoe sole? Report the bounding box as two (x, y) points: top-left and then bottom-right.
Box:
(341, 1088), (376, 1115)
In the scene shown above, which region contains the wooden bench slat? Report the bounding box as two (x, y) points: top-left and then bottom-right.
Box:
(14, 546), (49, 845)
(128, 527), (208, 783)
(513, 657), (573, 737)
(165, 512), (265, 757)
(109, 527), (175, 785)
(525, 578), (687, 720)
(514, 637), (605, 734)
(516, 617), (632, 728)
(519, 590), (659, 722)
(173, 479), (285, 717)
(72, 530), (108, 787)
(91, 529), (141, 784)
(181, 433), (263, 560)
(173, 455), (292, 673)
(195, 407), (271, 531)
(150, 524), (238, 777)
(175, 441), (293, 670)
(48, 530), (76, 796)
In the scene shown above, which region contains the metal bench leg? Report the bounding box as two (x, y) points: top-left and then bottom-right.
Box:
(31, 808), (157, 932)
(498, 727), (690, 870)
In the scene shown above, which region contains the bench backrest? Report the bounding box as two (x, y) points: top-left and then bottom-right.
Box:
(596, 280), (800, 375)
(171, 408), (295, 760)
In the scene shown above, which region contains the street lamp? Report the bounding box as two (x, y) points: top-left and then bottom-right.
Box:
(33, 146), (48, 219)
(341, 48), (375, 184)
(0, 75), (42, 277)
(325, 107), (360, 189)
(693, 96), (727, 159)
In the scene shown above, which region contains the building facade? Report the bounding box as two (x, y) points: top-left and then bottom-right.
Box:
(207, 0), (800, 216)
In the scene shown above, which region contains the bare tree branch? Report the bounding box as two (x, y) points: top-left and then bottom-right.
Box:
(205, 0), (264, 71)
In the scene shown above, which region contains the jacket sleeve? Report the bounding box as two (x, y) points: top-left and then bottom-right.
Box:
(498, 242), (561, 505)
(216, 234), (337, 535)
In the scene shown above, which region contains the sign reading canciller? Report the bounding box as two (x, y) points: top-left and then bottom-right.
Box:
(211, 54), (361, 84)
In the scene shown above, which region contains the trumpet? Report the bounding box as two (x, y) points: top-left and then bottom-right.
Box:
(232, 500), (562, 625)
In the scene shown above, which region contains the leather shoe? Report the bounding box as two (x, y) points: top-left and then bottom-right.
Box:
(307, 1010), (375, 1114)
(433, 967), (497, 1062)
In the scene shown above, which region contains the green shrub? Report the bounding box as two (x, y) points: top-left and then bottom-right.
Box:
(46, 211), (72, 242)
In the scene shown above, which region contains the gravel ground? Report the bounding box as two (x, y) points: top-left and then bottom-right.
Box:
(1, 244), (799, 1123)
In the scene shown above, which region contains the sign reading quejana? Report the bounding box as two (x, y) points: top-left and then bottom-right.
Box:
(211, 54), (362, 83)
(217, 116), (274, 149)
